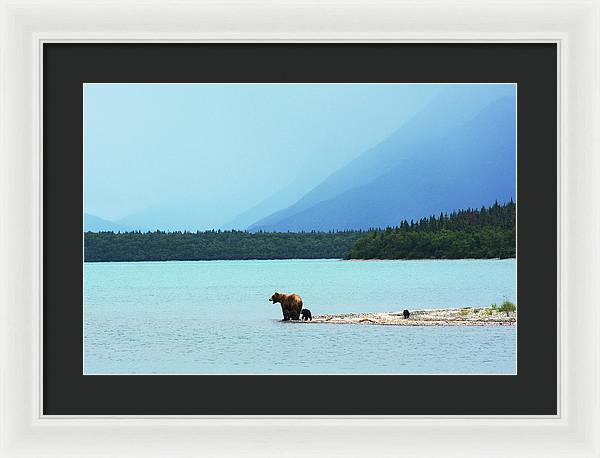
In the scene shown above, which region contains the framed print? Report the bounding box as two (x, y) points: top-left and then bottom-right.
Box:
(1, 0), (599, 457)
(44, 43), (553, 416)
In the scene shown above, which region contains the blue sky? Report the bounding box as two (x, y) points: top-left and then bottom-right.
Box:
(84, 83), (515, 231)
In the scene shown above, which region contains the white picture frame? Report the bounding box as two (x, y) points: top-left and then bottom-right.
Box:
(1, 0), (598, 456)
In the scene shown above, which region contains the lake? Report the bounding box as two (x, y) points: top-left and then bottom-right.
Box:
(84, 258), (516, 375)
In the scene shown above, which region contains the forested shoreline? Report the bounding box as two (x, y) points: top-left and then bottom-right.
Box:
(84, 201), (515, 262)
(347, 201), (515, 260)
(84, 230), (363, 262)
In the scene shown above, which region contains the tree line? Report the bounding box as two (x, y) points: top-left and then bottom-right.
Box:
(345, 200), (515, 260)
(84, 201), (515, 262)
(84, 229), (363, 262)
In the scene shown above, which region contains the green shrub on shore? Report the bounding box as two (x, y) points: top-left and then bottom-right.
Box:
(498, 300), (516, 313)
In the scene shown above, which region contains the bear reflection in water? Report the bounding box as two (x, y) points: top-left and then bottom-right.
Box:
(269, 292), (303, 321)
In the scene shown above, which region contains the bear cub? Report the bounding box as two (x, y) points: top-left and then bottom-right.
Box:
(300, 309), (312, 321)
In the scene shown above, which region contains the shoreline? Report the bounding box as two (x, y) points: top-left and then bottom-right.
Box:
(84, 257), (517, 263)
(291, 306), (516, 326)
(340, 258), (513, 262)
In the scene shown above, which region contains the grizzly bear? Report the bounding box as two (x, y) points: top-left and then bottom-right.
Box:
(269, 292), (303, 321)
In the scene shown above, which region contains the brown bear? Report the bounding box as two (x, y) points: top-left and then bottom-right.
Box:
(269, 292), (303, 321)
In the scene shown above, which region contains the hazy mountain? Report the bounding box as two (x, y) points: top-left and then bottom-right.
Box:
(247, 89), (507, 232)
(248, 95), (515, 232)
(84, 213), (132, 232)
(114, 203), (198, 232)
(221, 178), (314, 231)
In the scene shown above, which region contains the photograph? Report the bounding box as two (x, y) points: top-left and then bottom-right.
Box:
(6, 0), (595, 450)
(83, 82), (517, 375)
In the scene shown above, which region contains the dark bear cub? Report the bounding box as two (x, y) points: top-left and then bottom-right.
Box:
(301, 309), (312, 321)
(403, 309), (410, 319)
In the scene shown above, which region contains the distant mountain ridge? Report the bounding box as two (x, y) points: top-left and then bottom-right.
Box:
(84, 213), (132, 232)
(220, 178), (311, 231)
(248, 94), (515, 232)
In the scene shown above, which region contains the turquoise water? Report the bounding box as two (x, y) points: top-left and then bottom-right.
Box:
(84, 259), (516, 374)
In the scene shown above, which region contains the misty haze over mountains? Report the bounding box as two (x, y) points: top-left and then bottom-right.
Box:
(84, 86), (515, 233)
(84, 213), (132, 232)
(246, 94), (515, 232)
